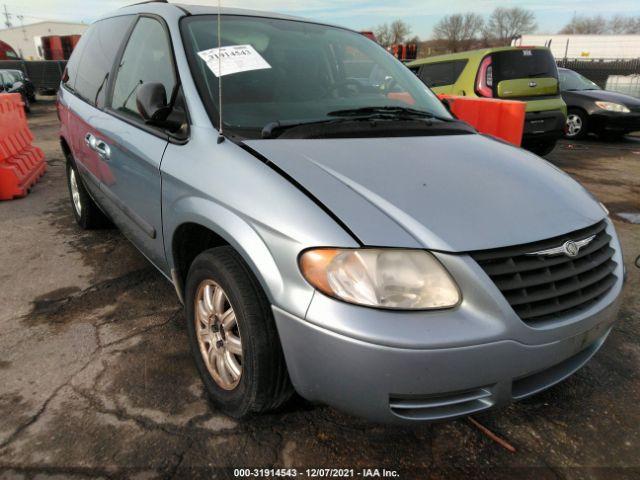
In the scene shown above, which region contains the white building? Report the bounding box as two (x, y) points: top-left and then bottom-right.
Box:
(0, 21), (88, 60)
(514, 35), (640, 60)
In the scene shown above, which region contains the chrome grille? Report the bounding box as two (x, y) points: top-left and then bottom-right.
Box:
(471, 221), (617, 324)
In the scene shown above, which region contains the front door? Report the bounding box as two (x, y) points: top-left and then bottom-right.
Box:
(94, 16), (179, 272)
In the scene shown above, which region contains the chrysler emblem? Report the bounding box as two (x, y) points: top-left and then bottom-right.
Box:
(526, 235), (596, 258)
(529, 81), (537, 87)
(563, 240), (579, 257)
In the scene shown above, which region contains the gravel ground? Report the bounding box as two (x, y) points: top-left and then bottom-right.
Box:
(0, 98), (638, 479)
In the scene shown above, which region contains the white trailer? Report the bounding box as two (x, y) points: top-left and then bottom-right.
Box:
(513, 35), (640, 60)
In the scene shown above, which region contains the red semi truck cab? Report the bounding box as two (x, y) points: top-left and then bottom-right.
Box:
(0, 40), (20, 60)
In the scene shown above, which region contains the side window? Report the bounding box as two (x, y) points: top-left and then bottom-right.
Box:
(62, 26), (92, 91)
(111, 17), (176, 122)
(419, 60), (467, 88)
(74, 15), (135, 108)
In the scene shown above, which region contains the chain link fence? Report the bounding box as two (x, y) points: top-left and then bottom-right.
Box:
(0, 60), (67, 93)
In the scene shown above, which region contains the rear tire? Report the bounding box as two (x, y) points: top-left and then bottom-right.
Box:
(185, 247), (293, 418)
(66, 161), (110, 229)
(565, 109), (588, 140)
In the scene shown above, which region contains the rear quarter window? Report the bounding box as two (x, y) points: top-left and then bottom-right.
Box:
(418, 60), (467, 88)
(73, 15), (135, 108)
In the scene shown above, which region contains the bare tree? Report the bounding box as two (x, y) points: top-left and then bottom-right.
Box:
(373, 19), (413, 47)
(559, 14), (607, 34)
(390, 19), (413, 45)
(608, 15), (640, 34)
(433, 13), (484, 52)
(485, 7), (537, 45)
(374, 23), (392, 47)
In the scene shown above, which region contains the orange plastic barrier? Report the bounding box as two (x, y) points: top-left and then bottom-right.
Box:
(438, 95), (526, 147)
(0, 93), (46, 200)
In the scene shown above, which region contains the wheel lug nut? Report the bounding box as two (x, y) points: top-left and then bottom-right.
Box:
(212, 324), (219, 332)
(216, 340), (224, 349)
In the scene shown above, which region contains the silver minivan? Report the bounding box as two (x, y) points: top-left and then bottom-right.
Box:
(58, 2), (624, 424)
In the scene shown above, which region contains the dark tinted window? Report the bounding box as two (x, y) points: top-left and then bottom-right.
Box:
(74, 15), (134, 108)
(111, 17), (176, 121)
(492, 49), (557, 83)
(418, 60), (467, 87)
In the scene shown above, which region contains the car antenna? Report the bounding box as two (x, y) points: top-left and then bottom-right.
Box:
(216, 0), (225, 144)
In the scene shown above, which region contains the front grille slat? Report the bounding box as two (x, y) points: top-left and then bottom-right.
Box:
(481, 232), (612, 276)
(493, 245), (615, 291)
(471, 220), (617, 325)
(516, 274), (617, 320)
(506, 259), (617, 306)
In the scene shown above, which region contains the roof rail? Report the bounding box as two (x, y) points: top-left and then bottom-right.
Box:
(123, 0), (168, 7)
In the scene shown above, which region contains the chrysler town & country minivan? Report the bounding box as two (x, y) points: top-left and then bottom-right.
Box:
(58, 2), (624, 423)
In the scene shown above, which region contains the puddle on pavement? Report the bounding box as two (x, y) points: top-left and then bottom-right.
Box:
(617, 212), (640, 224)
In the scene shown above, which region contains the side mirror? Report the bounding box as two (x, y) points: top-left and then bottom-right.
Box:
(8, 81), (23, 93)
(136, 82), (172, 125)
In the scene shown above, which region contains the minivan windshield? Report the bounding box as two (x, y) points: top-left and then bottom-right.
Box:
(558, 69), (600, 91)
(181, 15), (454, 140)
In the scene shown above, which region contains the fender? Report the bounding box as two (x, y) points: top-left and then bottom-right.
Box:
(165, 196), (317, 319)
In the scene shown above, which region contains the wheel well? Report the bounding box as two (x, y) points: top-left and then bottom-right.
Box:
(568, 106), (588, 116)
(60, 136), (72, 162)
(172, 223), (230, 296)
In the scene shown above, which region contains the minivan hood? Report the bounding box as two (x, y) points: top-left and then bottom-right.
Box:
(245, 135), (605, 252)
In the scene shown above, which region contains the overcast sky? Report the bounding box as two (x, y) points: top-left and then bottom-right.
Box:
(2, 0), (640, 38)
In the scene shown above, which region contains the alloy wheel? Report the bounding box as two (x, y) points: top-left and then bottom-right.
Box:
(69, 168), (82, 216)
(195, 280), (243, 390)
(566, 114), (583, 138)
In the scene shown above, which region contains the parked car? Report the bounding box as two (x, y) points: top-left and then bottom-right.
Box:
(58, 3), (624, 424)
(1, 69), (36, 102)
(559, 68), (640, 140)
(408, 47), (567, 156)
(0, 69), (31, 112)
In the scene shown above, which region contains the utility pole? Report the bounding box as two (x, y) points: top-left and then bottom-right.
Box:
(3, 4), (12, 28)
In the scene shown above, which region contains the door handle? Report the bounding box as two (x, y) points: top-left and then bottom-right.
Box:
(94, 140), (111, 161)
(84, 132), (97, 149)
(85, 132), (110, 160)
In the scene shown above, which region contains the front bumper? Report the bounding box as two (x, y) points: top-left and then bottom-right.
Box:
(274, 221), (624, 424)
(274, 300), (618, 424)
(590, 112), (640, 134)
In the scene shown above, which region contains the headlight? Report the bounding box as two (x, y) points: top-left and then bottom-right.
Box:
(299, 248), (460, 310)
(595, 101), (630, 113)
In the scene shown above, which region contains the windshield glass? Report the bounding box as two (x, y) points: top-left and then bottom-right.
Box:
(559, 69), (600, 91)
(181, 15), (452, 139)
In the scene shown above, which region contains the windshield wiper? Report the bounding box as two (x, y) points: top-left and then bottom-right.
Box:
(327, 106), (454, 122)
(261, 107), (463, 139)
(262, 118), (339, 139)
(527, 71), (551, 78)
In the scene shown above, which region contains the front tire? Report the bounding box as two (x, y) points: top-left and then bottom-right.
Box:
(66, 161), (109, 229)
(185, 247), (293, 418)
(566, 109), (588, 140)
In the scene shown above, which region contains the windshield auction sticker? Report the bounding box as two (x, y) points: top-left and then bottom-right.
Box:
(198, 45), (271, 77)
